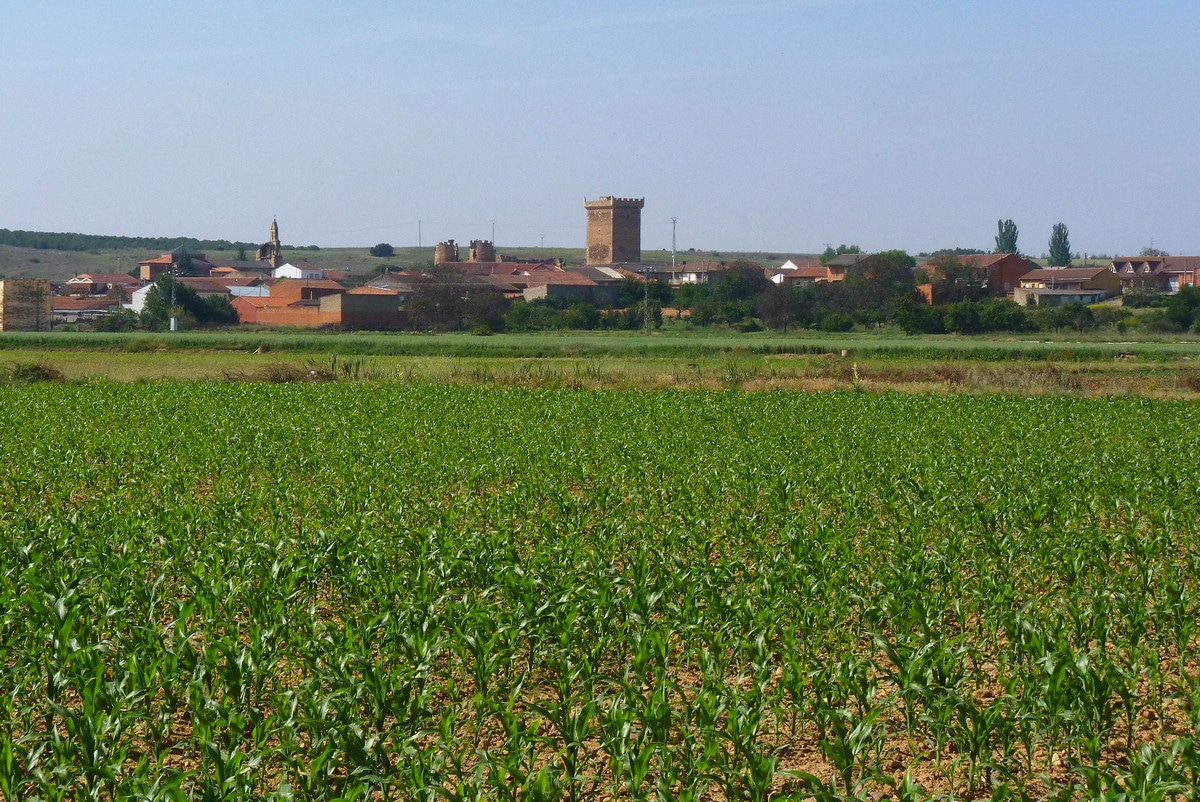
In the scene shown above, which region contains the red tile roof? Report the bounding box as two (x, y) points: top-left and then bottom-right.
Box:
(51, 297), (117, 310)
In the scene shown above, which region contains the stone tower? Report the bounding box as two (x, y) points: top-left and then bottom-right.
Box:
(434, 239), (460, 265)
(468, 240), (496, 262)
(585, 196), (644, 265)
(256, 218), (283, 268)
(0, 279), (52, 332)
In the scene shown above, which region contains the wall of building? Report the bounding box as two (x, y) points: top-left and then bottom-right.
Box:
(523, 283), (621, 307)
(0, 279), (52, 331)
(246, 293), (403, 329)
(988, 255), (1038, 296)
(320, 293), (404, 328)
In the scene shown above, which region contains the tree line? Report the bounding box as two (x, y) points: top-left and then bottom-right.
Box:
(1, 228), (271, 253)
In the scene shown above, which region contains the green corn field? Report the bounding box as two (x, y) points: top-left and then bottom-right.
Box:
(1, 382), (1199, 800)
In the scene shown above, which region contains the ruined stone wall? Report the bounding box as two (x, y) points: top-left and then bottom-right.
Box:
(584, 196), (644, 265)
(0, 279), (52, 332)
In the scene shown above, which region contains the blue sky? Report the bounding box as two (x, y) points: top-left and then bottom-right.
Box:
(3, 1), (1198, 256)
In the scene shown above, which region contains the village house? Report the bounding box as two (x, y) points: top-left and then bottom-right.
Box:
(51, 296), (119, 324)
(137, 248), (214, 281)
(230, 278), (398, 328)
(769, 258), (829, 286)
(273, 262), (324, 281)
(1013, 267), (1122, 306)
(675, 260), (731, 285)
(208, 262), (276, 280)
(822, 253), (872, 281)
(63, 273), (142, 298)
(958, 253), (1037, 296)
(916, 253), (1038, 303)
(1109, 256), (1200, 294)
(125, 277), (267, 314)
(364, 271), (432, 307)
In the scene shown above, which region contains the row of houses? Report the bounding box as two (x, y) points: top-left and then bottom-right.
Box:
(7, 244), (1200, 332)
(764, 252), (1200, 306)
(34, 247), (649, 328)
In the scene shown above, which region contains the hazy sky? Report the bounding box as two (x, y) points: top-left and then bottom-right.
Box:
(3, 2), (1198, 256)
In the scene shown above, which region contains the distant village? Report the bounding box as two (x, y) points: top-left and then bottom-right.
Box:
(1, 196), (1198, 334)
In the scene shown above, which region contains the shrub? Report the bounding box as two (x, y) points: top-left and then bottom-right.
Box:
(3, 361), (64, 383)
(819, 312), (854, 332)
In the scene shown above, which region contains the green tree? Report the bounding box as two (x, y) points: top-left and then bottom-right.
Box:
(617, 276), (671, 307)
(820, 243), (862, 265)
(926, 253), (987, 305)
(139, 275), (237, 329)
(1048, 223), (1072, 266)
(756, 283), (803, 331)
(176, 252), (200, 277)
(943, 300), (983, 334)
(893, 295), (945, 335)
(1165, 286), (1200, 330)
(408, 281), (465, 331)
(978, 299), (1030, 332)
(995, 219), (1019, 254)
(370, 243), (395, 258)
(458, 288), (509, 333)
(842, 250), (917, 324)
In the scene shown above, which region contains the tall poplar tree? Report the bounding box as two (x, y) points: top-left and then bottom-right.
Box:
(1048, 223), (1072, 266)
(995, 219), (1019, 254)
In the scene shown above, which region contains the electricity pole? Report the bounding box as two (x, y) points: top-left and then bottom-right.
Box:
(169, 265), (178, 332)
(670, 217), (678, 282)
(643, 262), (651, 335)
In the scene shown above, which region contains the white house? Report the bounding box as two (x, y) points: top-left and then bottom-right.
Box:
(273, 263), (324, 280)
(126, 284), (154, 313)
(770, 258), (829, 286)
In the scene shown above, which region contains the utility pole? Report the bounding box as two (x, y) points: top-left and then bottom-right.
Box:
(491, 219), (496, 244)
(418, 220), (422, 248)
(643, 262), (651, 335)
(670, 217), (678, 283)
(169, 265), (178, 332)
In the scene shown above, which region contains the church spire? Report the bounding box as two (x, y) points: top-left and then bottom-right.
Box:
(256, 218), (284, 268)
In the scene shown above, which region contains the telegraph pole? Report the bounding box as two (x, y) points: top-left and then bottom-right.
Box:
(643, 262), (651, 335)
(670, 217), (678, 282)
(169, 265), (178, 332)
